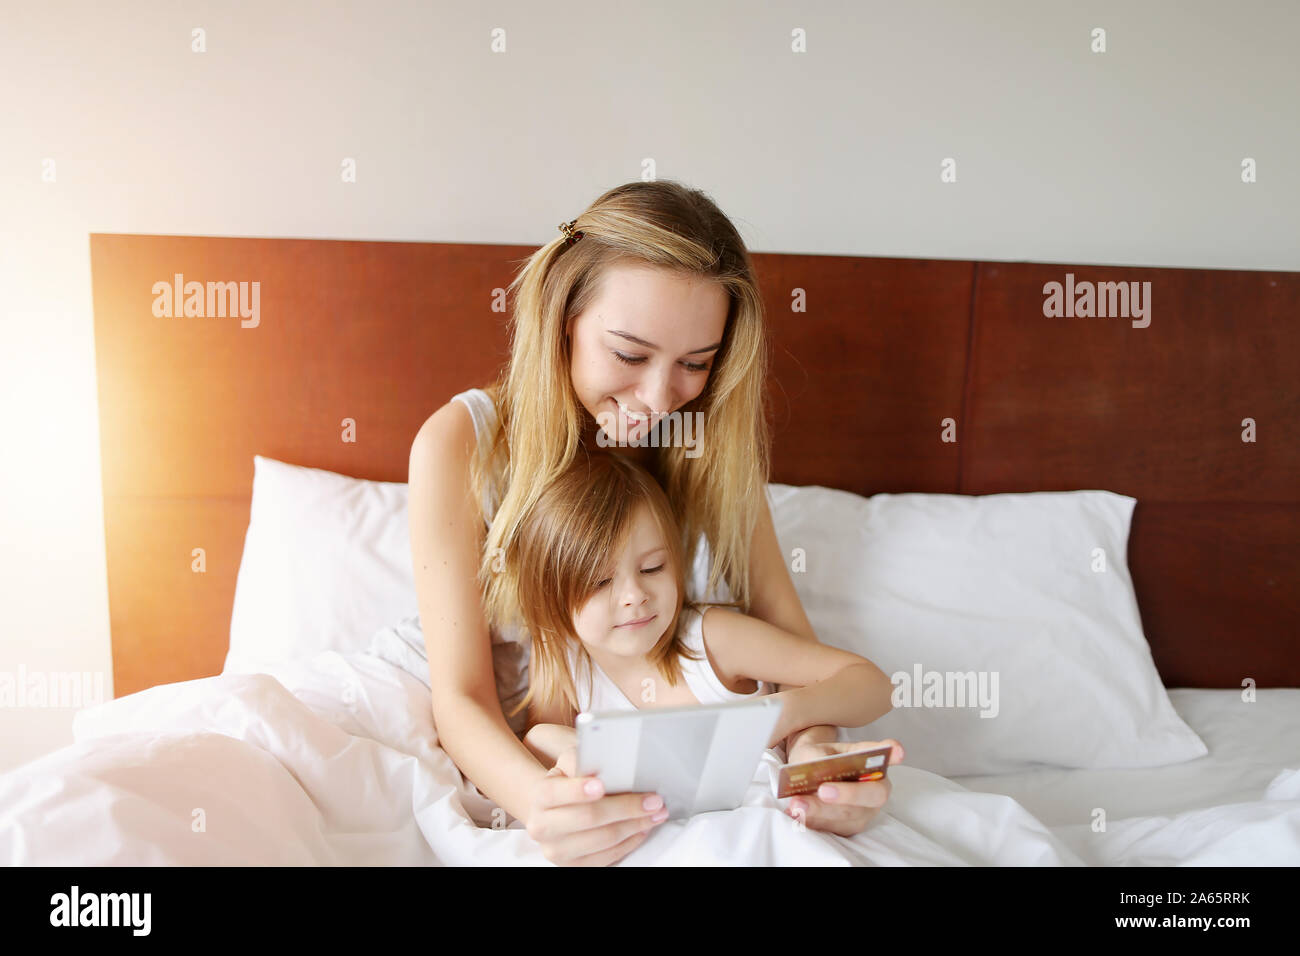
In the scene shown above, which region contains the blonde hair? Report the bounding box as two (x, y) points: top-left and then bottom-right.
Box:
(470, 179), (772, 694)
(508, 452), (719, 718)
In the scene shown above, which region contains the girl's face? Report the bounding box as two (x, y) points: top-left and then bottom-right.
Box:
(567, 262), (729, 444)
(571, 502), (679, 661)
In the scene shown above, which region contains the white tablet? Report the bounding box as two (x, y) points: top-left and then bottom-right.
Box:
(575, 696), (784, 820)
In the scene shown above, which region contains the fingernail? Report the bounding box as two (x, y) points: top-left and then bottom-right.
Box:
(643, 795), (663, 811)
(819, 784), (838, 800)
(585, 779), (603, 796)
(652, 809), (668, 823)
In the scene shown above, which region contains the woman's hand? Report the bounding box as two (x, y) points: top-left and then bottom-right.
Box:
(523, 746), (668, 866)
(783, 738), (905, 837)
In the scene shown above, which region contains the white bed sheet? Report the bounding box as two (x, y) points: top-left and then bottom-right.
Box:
(948, 688), (1300, 826)
(0, 651), (1296, 866)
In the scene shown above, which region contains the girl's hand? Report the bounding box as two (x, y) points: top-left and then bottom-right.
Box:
(552, 744), (578, 774)
(783, 738), (905, 837)
(523, 746), (668, 866)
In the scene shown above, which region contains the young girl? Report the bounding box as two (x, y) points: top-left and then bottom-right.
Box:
(507, 451), (893, 770)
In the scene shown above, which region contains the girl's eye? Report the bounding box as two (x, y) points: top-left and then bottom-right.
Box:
(612, 351), (710, 374)
(595, 565), (662, 588)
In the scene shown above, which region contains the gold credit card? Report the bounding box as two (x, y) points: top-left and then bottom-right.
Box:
(776, 744), (894, 798)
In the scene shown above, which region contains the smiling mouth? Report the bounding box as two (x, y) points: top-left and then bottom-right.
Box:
(618, 613), (657, 628)
(616, 398), (672, 425)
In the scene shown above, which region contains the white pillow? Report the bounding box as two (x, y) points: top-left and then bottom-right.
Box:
(766, 485), (1208, 776)
(224, 456), (417, 675)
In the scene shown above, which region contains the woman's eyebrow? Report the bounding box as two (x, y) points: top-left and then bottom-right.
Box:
(607, 329), (721, 354)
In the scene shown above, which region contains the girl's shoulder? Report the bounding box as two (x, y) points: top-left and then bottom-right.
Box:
(673, 602), (705, 648)
(678, 600), (709, 624)
(680, 602), (764, 696)
(686, 600), (743, 619)
(681, 600), (744, 645)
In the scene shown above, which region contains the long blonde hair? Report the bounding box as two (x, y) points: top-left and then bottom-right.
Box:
(508, 452), (712, 718)
(472, 179), (772, 666)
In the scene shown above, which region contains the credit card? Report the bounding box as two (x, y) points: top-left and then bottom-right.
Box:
(775, 744), (893, 798)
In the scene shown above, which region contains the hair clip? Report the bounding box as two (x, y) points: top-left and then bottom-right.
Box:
(559, 219), (585, 246)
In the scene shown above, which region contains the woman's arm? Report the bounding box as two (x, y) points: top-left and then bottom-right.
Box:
(742, 492), (893, 750)
(409, 402), (550, 821)
(411, 402), (667, 865)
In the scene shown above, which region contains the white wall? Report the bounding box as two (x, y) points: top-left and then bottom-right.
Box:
(1, 0), (1296, 773)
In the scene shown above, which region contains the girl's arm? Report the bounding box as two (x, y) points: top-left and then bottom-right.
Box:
(522, 696), (579, 768)
(523, 723), (578, 767)
(740, 494), (894, 751)
(701, 605), (894, 747)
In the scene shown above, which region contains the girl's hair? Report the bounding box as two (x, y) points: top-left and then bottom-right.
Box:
(472, 179), (772, 672)
(507, 452), (713, 719)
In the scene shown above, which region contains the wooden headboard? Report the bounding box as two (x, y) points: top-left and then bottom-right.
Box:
(90, 235), (1300, 697)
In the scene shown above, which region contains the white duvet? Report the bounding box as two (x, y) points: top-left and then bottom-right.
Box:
(1, 650), (1297, 866)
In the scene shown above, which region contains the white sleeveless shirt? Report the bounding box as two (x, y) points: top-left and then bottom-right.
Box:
(448, 388), (737, 729)
(565, 603), (771, 714)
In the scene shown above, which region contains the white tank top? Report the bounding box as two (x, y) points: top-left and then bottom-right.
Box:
(448, 388), (736, 729)
(565, 603), (771, 714)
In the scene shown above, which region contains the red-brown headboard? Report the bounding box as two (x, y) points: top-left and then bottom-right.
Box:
(90, 235), (1300, 696)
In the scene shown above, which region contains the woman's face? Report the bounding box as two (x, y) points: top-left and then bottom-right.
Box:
(567, 262), (729, 444)
(571, 502), (679, 661)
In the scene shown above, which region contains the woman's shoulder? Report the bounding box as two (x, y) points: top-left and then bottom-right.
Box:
(412, 397), (478, 466)
(413, 387), (499, 457)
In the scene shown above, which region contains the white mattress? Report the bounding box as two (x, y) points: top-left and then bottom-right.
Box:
(948, 688), (1300, 825)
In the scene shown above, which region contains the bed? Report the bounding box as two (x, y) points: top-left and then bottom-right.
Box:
(3, 653), (1297, 866)
(0, 234), (1295, 866)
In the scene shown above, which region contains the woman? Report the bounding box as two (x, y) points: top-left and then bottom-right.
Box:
(408, 180), (900, 866)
